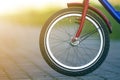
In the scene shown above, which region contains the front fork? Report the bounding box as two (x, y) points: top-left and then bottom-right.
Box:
(72, 0), (89, 42)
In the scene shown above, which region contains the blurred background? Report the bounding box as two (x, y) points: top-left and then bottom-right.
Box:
(0, 0), (120, 39)
(0, 0), (120, 80)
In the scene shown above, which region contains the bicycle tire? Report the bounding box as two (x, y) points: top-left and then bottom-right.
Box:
(39, 7), (110, 76)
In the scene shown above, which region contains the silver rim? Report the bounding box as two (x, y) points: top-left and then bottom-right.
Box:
(45, 13), (104, 70)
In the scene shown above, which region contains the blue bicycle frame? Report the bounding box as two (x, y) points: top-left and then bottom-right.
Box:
(99, 0), (120, 23)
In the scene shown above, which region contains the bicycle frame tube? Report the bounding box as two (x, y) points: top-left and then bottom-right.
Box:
(74, 0), (89, 40)
(99, 0), (120, 23)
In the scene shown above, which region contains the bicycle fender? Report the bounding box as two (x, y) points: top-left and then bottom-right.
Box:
(67, 3), (112, 33)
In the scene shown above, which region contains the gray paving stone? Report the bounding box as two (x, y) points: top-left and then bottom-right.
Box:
(0, 24), (120, 80)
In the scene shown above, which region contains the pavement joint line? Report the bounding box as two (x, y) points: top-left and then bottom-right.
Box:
(0, 48), (33, 80)
(0, 24), (120, 80)
(13, 49), (59, 80)
(0, 65), (12, 80)
(2, 45), (59, 80)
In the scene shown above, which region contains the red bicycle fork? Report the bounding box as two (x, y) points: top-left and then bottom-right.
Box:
(72, 0), (89, 42)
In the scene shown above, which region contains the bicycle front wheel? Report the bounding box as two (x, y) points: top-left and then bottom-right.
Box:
(40, 8), (110, 76)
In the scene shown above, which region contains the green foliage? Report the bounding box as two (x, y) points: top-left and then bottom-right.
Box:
(94, 5), (120, 40)
(0, 4), (120, 40)
(0, 6), (62, 26)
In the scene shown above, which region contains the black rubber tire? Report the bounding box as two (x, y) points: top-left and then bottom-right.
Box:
(39, 8), (110, 76)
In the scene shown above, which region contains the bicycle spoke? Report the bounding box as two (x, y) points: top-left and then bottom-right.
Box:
(45, 12), (105, 70)
(79, 29), (98, 42)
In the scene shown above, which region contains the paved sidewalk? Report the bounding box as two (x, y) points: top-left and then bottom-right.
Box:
(0, 23), (120, 80)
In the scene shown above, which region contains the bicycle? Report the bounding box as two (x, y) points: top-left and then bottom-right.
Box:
(39, 0), (120, 76)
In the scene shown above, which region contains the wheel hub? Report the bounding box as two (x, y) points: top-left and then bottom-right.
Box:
(70, 38), (80, 46)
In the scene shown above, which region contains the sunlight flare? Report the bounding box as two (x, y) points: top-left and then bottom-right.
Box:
(0, 0), (82, 14)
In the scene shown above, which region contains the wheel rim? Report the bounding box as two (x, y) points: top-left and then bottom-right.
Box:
(45, 13), (104, 70)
